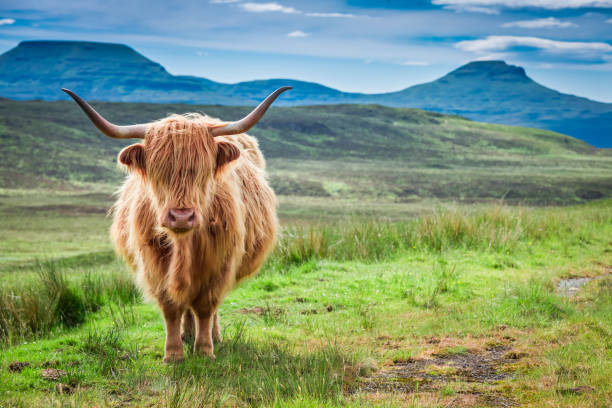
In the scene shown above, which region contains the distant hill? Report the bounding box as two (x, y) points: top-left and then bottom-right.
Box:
(380, 61), (612, 148)
(1, 98), (611, 205)
(0, 40), (611, 147)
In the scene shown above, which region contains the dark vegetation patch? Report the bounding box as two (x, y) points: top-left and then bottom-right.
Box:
(8, 361), (30, 373)
(6, 204), (108, 215)
(270, 176), (330, 197)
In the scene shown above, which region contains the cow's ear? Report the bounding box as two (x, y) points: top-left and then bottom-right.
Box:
(118, 143), (145, 172)
(215, 141), (240, 173)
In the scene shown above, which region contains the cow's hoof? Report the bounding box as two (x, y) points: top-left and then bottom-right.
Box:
(213, 333), (223, 343)
(163, 353), (184, 364)
(197, 350), (216, 360)
(195, 345), (216, 360)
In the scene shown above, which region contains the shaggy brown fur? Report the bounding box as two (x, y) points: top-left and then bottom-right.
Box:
(111, 113), (277, 361)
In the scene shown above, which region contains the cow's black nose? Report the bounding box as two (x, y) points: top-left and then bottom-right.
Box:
(166, 208), (195, 232)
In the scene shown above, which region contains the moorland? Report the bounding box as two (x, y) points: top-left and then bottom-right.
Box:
(0, 99), (611, 407)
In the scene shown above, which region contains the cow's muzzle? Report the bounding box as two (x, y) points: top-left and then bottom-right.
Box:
(162, 208), (196, 233)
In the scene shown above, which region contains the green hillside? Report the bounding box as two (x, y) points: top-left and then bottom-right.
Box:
(1, 98), (611, 205)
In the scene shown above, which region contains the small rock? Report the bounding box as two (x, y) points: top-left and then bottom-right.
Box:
(326, 305), (334, 312)
(42, 368), (66, 381)
(8, 362), (30, 373)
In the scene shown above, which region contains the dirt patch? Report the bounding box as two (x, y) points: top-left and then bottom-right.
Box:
(362, 346), (513, 393)
(238, 307), (265, 315)
(237, 306), (285, 319)
(42, 368), (66, 381)
(354, 343), (521, 407)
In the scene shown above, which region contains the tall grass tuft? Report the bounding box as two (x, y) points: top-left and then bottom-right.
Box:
(0, 261), (140, 347)
(268, 204), (602, 271)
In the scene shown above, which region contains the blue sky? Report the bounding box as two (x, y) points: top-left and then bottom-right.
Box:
(0, 0), (611, 101)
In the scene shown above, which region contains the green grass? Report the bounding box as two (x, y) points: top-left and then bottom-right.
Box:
(1, 193), (611, 407)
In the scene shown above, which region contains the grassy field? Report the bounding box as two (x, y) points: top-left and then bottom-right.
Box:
(1, 189), (611, 407)
(1, 98), (611, 406)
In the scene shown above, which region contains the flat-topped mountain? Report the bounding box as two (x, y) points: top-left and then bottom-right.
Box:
(0, 41), (610, 146)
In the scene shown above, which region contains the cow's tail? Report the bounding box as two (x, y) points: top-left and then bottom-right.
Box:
(167, 242), (192, 306)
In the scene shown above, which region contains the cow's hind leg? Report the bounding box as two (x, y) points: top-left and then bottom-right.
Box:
(181, 309), (195, 343)
(212, 312), (222, 343)
(159, 299), (184, 363)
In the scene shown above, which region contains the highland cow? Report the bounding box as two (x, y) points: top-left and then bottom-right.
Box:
(63, 87), (290, 362)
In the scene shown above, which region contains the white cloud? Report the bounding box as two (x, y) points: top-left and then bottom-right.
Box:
(239, 2), (299, 13)
(401, 60), (430, 66)
(0, 18), (15, 26)
(305, 12), (356, 18)
(456, 36), (612, 62)
(502, 17), (577, 28)
(607, 18), (612, 23)
(433, 0), (612, 9)
(455, 6), (500, 14)
(473, 53), (509, 61)
(287, 30), (309, 38)
(219, 2), (360, 17)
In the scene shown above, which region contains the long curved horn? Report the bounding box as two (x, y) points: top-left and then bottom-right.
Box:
(62, 88), (148, 139)
(211, 86), (292, 137)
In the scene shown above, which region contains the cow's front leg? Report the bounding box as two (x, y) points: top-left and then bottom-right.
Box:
(212, 312), (222, 343)
(193, 308), (216, 359)
(160, 299), (184, 363)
